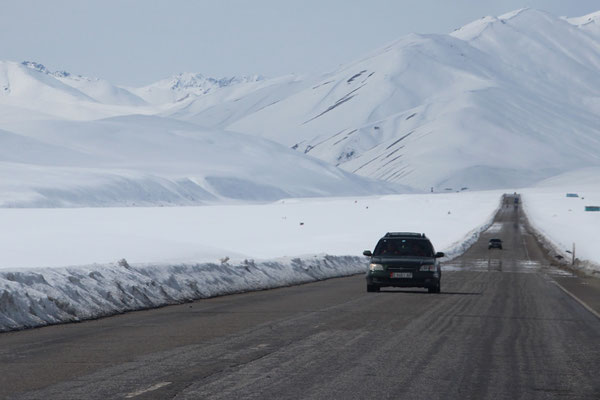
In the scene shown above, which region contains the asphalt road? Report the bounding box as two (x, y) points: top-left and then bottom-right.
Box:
(1, 195), (599, 399)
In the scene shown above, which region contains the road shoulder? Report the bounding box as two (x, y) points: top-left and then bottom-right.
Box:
(550, 273), (600, 320)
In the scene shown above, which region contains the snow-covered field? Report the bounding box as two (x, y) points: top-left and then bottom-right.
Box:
(2, 169), (599, 333)
(0, 191), (503, 331)
(522, 168), (600, 276)
(0, 191), (506, 269)
(1, 174), (598, 333)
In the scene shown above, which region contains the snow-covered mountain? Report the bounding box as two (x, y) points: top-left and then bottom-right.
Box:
(0, 8), (598, 206)
(162, 74), (309, 129)
(0, 61), (152, 120)
(129, 72), (265, 105)
(0, 115), (404, 207)
(18, 62), (148, 106)
(4, 62), (399, 207)
(566, 10), (600, 36)
(227, 9), (600, 191)
(1, 61), (95, 118)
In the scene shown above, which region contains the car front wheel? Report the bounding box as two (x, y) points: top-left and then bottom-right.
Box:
(367, 284), (380, 293)
(428, 282), (441, 293)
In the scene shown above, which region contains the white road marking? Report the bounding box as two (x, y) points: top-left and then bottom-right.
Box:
(486, 222), (504, 233)
(551, 281), (600, 320)
(125, 382), (172, 398)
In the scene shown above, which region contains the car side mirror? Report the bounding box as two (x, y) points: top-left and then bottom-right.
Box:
(363, 250), (373, 257)
(435, 252), (445, 258)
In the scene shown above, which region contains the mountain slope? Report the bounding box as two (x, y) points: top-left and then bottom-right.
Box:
(54, 74), (148, 107)
(227, 9), (600, 191)
(0, 62), (150, 120)
(163, 74), (308, 129)
(0, 8), (598, 205)
(0, 115), (404, 207)
(129, 72), (265, 105)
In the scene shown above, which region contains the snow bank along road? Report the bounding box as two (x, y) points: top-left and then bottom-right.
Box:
(1, 197), (599, 399)
(0, 191), (503, 332)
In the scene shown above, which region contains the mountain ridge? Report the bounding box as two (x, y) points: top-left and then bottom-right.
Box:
(226, 8), (600, 190)
(0, 8), (598, 205)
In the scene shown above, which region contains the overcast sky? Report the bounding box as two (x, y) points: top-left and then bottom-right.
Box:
(2, 0), (598, 86)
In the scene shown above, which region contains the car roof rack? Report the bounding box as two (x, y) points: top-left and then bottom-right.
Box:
(384, 232), (426, 238)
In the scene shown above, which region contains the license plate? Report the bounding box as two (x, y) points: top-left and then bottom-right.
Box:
(391, 272), (412, 278)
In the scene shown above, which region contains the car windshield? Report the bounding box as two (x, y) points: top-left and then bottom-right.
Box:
(373, 238), (434, 257)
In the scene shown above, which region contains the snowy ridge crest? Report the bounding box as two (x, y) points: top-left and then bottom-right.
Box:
(131, 72), (266, 104)
(21, 60), (94, 81)
(167, 72), (264, 91)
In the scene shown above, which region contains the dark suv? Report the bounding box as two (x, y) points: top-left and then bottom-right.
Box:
(488, 238), (503, 249)
(363, 232), (444, 293)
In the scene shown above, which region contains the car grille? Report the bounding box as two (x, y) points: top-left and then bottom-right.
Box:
(386, 265), (418, 271)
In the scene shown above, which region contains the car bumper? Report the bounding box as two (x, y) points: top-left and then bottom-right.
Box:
(366, 271), (440, 288)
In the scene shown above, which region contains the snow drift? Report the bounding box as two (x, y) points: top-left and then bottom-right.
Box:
(0, 255), (364, 332)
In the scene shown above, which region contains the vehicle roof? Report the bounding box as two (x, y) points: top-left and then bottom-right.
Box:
(383, 232), (427, 238)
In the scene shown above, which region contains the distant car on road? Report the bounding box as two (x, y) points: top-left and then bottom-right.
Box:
(363, 232), (444, 293)
(488, 238), (503, 250)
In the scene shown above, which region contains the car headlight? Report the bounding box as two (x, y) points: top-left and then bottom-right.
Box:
(369, 263), (384, 271)
(419, 264), (436, 272)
